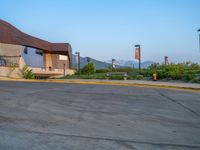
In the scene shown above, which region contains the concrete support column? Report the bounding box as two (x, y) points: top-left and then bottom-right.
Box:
(43, 53), (53, 71)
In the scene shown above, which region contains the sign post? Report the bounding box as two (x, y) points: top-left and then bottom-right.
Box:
(164, 56), (169, 65)
(75, 52), (80, 75)
(135, 45), (141, 74)
(112, 59), (116, 71)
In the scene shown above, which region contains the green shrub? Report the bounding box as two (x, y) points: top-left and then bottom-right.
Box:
(109, 75), (124, 80)
(21, 66), (34, 79)
(115, 67), (134, 73)
(191, 73), (200, 83)
(136, 75), (144, 80)
(9, 64), (17, 71)
(147, 62), (200, 82)
(183, 71), (196, 82)
(61, 73), (105, 79)
(81, 62), (95, 75)
(96, 68), (110, 73)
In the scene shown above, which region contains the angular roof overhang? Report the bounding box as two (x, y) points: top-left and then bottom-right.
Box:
(0, 19), (72, 62)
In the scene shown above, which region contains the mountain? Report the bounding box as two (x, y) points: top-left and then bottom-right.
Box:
(72, 55), (155, 69)
(72, 55), (110, 69)
(105, 60), (155, 68)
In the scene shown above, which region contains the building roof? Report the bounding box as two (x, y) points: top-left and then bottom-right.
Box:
(0, 19), (72, 58)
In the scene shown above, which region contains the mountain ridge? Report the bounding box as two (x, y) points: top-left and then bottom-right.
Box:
(72, 55), (155, 69)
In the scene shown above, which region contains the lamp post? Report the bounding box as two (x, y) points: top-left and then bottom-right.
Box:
(164, 56), (169, 65)
(111, 59), (116, 71)
(135, 45), (141, 74)
(198, 29), (200, 50)
(63, 63), (66, 75)
(75, 52), (80, 75)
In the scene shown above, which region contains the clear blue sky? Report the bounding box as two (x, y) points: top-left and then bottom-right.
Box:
(1, 0), (200, 63)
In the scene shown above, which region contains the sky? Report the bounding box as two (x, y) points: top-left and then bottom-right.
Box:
(0, 0), (200, 63)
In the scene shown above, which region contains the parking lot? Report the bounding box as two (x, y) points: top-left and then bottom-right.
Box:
(0, 81), (200, 150)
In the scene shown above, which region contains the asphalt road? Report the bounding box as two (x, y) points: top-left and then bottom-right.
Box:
(0, 81), (200, 150)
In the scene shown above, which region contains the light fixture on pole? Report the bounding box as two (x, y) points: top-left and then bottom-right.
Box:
(164, 56), (169, 65)
(75, 52), (80, 75)
(135, 45), (141, 74)
(198, 29), (200, 50)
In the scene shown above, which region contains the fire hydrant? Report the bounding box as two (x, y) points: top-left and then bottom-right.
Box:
(152, 73), (157, 81)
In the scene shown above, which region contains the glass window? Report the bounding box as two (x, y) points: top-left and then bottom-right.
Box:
(22, 47), (43, 68)
(24, 47), (28, 54)
(0, 59), (6, 66)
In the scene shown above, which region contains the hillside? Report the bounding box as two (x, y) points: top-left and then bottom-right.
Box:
(72, 55), (155, 69)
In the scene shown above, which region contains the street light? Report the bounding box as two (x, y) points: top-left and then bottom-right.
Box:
(135, 45), (141, 74)
(198, 29), (200, 50)
(112, 59), (116, 71)
(75, 52), (80, 75)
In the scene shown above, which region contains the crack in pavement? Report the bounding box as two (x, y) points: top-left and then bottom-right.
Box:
(155, 89), (200, 117)
(0, 127), (200, 149)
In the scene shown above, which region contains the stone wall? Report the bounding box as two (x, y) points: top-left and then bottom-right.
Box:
(0, 66), (22, 78)
(0, 43), (23, 78)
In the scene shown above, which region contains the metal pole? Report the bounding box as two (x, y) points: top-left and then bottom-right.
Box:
(75, 52), (81, 75)
(198, 29), (200, 50)
(139, 45), (141, 74)
(78, 53), (80, 75)
(63, 64), (66, 75)
(112, 59), (116, 71)
(135, 45), (141, 74)
(199, 33), (200, 50)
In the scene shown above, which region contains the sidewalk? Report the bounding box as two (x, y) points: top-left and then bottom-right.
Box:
(0, 77), (200, 92)
(61, 79), (200, 91)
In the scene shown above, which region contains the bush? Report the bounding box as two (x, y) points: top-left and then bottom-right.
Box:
(183, 71), (196, 81)
(115, 67), (134, 73)
(61, 73), (105, 79)
(96, 68), (110, 73)
(136, 75), (144, 80)
(21, 66), (34, 79)
(147, 62), (200, 82)
(81, 62), (95, 75)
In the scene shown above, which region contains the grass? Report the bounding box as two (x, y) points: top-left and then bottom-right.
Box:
(60, 73), (106, 79)
(60, 72), (146, 80)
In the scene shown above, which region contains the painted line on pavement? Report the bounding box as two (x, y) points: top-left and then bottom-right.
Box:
(0, 78), (200, 93)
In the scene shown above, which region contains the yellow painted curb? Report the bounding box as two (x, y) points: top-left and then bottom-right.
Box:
(0, 78), (200, 93)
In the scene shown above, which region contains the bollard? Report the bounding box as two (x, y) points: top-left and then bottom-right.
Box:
(124, 73), (128, 80)
(153, 73), (157, 81)
(106, 73), (110, 80)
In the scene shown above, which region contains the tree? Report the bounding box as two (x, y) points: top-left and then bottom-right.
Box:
(81, 62), (95, 75)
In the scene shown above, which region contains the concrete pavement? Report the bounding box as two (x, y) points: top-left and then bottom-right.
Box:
(0, 81), (200, 149)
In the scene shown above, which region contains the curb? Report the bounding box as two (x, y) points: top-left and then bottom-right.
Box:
(0, 78), (200, 92)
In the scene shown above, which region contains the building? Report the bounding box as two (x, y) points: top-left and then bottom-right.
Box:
(0, 19), (74, 78)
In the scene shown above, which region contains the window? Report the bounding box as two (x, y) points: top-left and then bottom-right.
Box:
(35, 49), (43, 56)
(24, 47), (28, 54)
(0, 59), (6, 66)
(22, 47), (43, 68)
